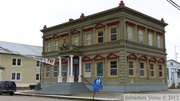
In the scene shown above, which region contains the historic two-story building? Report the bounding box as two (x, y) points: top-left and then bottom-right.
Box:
(40, 1), (168, 92)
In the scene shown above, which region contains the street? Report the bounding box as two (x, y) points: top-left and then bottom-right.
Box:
(0, 95), (79, 101)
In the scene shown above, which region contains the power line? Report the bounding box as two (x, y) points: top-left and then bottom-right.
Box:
(167, 0), (180, 10)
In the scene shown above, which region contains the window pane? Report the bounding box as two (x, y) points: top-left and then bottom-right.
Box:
(149, 34), (152, 46)
(98, 37), (103, 43)
(98, 30), (103, 43)
(86, 33), (91, 45)
(36, 61), (40, 67)
(140, 63), (144, 76)
(111, 27), (116, 33)
(140, 70), (144, 76)
(128, 27), (132, 41)
(157, 36), (161, 48)
(97, 62), (103, 76)
(129, 61), (134, 76)
(12, 73), (16, 80)
(85, 63), (91, 77)
(46, 67), (50, 77)
(111, 69), (117, 75)
(129, 69), (133, 76)
(54, 66), (58, 77)
(139, 30), (143, 43)
(36, 74), (40, 80)
(17, 73), (21, 80)
(17, 59), (21, 66)
(12, 58), (16, 65)
(110, 61), (117, 76)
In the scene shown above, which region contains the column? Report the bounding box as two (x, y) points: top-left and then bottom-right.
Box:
(78, 56), (82, 82)
(69, 55), (74, 82)
(58, 56), (63, 82)
(67, 57), (70, 82)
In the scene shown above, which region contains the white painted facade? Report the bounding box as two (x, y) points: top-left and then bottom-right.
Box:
(167, 59), (180, 88)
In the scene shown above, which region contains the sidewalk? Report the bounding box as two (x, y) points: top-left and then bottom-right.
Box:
(15, 89), (180, 101)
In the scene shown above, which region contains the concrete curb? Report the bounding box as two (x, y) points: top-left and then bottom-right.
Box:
(15, 92), (120, 101)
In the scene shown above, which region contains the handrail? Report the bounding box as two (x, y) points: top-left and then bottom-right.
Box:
(81, 76), (93, 86)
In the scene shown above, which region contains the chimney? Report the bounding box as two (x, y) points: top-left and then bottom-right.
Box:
(161, 18), (164, 22)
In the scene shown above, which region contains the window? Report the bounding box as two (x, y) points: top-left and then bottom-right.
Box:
(170, 62), (173, 66)
(84, 62), (91, 77)
(109, 26), (117, 41)
(177, 69), (180, 78)
(11, 72), (21, 80)
(72, 34), (79, 46)
(139, 61), (146, 77)
(95, 61), (103, 77)
(139, 30), (144, 44)
(150, 63), (155, 78)
(61, 36), (68, 46)
(127, 26), (134, 41)
(96, 29), (104, 43)
(47, 41), (51, 52)
(108, 59), (118, 77)
(46, 67), (50, 78)
(157, 35), (162, 48)
(159, 65), (163, 78)
(148, 32), (154, 46)
(62, 66), (67, 77)
(129, 60), (136, 77)
(54, 66), (58, 77)
(54, 40), (58, 51)
(36, 73), (40, 80)
(12, 58), (21, 66)
(85, 32), (91, 46)
(36, 61), (40, 67)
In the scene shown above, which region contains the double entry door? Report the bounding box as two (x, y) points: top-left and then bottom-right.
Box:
(73, 58), (79, 82)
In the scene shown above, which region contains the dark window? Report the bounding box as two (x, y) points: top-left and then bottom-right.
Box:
(36, 61), (40, 67)
(97, 62), (103, 76)
(98, 30), (103, 43)
(110, 27), (117, 41)
(12, 58), (16, 65)
(140, 63), (144, 76)
(129, 61), (134, 76)
(36, 74), (40, 80)
(110, 61), (117, 75)
(17, 59), (21, 66)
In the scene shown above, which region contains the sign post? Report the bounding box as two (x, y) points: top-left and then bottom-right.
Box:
(92, 77), (103, 100)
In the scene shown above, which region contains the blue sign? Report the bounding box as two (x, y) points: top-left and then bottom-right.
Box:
(92, 77), (103, 92)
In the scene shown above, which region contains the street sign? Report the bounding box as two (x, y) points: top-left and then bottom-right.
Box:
(92, 77), (103, 92)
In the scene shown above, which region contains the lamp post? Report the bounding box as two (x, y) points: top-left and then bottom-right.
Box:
(175, 46), (180, 61)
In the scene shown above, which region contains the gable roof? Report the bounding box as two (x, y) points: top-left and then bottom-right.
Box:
(167, 59), (180, 65)
(0, 41), (42, 56)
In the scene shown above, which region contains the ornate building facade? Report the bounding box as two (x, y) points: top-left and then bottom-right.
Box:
(41, 1), (168, 92)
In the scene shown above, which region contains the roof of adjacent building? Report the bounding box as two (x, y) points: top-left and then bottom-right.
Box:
(0, 41), (42, 56)
(167, 59), (180, 65)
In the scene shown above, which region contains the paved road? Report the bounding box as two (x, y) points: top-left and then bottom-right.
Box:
(0, 95), (77, 101)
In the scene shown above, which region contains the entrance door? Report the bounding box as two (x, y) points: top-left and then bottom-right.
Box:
(73, 58), (79, 82)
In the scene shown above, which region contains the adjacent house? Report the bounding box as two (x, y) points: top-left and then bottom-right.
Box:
(40, 1), (168, 92)
(167, 59), (180, 88)
(0, 41), (42, 88)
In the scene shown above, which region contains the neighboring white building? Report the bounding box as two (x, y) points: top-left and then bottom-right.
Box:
(167, 59), (180, 88)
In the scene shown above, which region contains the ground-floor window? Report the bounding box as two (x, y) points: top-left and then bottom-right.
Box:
(139, 61), (146, 77)
(108, 59), (118, 77)
(45, 67), (50, 78)
(95, 61), (104, 77)
(83, 62), (91, 77)
(36, 73), (40, 80)
(150, 62), (156, 78)
(159, 63), (165, 78)
(11, 72), (21, 80)
(54, 66), (58, 77)
(128, 59), (136, 77)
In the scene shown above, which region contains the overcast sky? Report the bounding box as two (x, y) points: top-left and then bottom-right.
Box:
(0, 0), (180, 61)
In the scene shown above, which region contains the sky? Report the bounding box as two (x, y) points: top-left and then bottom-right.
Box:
(0, 0), (180, 61)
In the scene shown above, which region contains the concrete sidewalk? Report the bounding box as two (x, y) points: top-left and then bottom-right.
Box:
(15, 89), (180, 101)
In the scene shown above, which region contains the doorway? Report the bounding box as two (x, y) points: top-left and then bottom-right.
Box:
(73, 58), (79, 82)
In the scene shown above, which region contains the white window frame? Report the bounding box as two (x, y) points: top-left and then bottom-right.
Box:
(128, 27), (133, 41)
(148, 33), (153, 46)
(54, 40), (59, 51)
(85, 32), (91, 45)
(12, 58), (22, 66)
(47, 41), (51, 52)
(157, 36), (161, 48)
(139, 30), (143, 44)
(11, 72), (22, 81)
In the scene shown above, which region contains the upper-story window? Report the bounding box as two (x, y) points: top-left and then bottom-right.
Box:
(54, 40), (58, 51)
(36, 61), (40, 67)
(45, 67), (50, 78)
(12, 58), (22, 66)
(47, 41), (51, 52)
(127, 26), (134, 41)
(157, 35), (162, 48)
(170, 62), (173, 66)
(148, 32), (154, 46)
(61, 36), (68, 46)
(84, 32), (92, 46)
(72, 34), (79, 46)
(109, 26), (117, 41)
(138, 30), (144, 44)
(96, 29), (104, 43)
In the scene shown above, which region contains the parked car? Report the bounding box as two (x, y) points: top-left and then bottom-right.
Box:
(0, 81), (17, 96)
